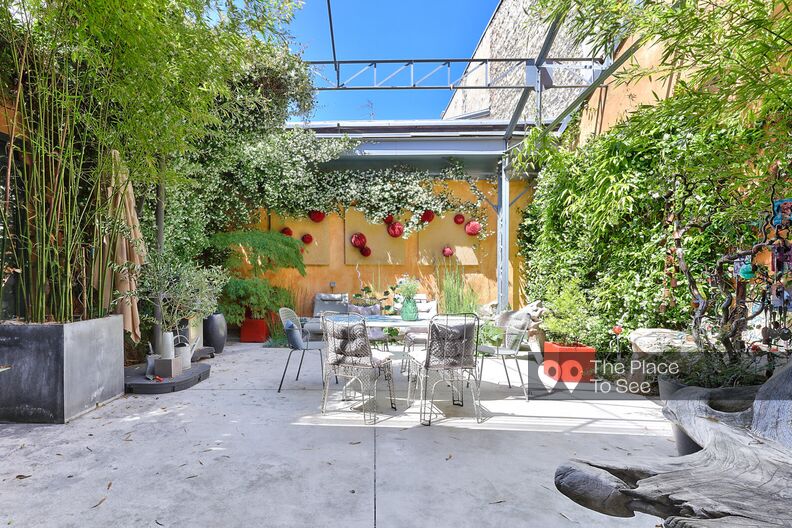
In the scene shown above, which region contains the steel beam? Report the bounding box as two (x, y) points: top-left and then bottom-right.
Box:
(540, 39), (643, 137)
(496, 155), (510, 312)
(504, 16), (563, 140)
(308, 57), (603, 91)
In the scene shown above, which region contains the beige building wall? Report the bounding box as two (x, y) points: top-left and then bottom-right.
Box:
(443, 0), (593, 123)
(578, 37), (679, 142)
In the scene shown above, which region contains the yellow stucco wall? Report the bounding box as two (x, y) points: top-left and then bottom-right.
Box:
(263, 180), (532, 316)
(579, 37), (681, 142)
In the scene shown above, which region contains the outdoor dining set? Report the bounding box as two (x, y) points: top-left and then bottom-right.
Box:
(277, 294), (534, 425)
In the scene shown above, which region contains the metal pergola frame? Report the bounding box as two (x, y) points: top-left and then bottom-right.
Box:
(307, 3), (638, 312)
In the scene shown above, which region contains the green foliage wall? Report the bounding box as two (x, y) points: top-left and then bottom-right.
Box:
(517, 93), (788, 352)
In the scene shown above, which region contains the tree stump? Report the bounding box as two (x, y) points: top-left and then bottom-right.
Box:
(554, 361), (792, 527)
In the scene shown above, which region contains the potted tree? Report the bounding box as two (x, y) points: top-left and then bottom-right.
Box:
(542, 280), (601, 382)
(124, 253), (226, 372)
(210, 230), (304, 343)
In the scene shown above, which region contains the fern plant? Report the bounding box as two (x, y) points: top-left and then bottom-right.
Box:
(211, 230), (304, 329)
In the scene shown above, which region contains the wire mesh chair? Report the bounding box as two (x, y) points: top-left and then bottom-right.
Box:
(277, 307), (326, 392)
(321, 313), (396, 424)
(407, 313), (481, 425)
(477, 326), (529, 400)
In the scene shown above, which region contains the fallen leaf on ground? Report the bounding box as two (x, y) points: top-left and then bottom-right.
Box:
(90, 497), (106, 509)
(185, 475), (198, 479)
(107, 482), (112, 491)
(489, 500), (505, 504)
(445, 454), (453, 461)
(15, 475), (30, 480)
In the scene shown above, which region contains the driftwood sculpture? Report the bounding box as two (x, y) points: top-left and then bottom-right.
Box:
(555, 360), (792, 527)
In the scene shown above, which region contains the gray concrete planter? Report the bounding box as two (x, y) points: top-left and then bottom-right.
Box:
(0, 315), (124, 423)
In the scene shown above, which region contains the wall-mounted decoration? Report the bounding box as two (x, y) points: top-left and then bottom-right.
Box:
(772, 198), (792, 226)
(344, 209), (405, 265)
(420, 210), (435, 223)
(418, 214), (479, 266)
(453, 213), (465, 225)
(350, 232), (367, 248)
(308, 210), (326, 223)
(270, 213), (329, 265)
(387, 222), (404, 238)
(465, 220), (482, 236)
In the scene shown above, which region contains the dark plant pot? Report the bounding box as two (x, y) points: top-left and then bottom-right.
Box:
(658, 376), (703, 456)
(240, 318), (270, 343)
(544, 342), (597, 382)
(203, 313), (227, 354)
(0, 315), (124, 423)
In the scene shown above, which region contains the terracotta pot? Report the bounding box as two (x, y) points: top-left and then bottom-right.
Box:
(543, 342), (597, 382)
(240, 318), (270, 343)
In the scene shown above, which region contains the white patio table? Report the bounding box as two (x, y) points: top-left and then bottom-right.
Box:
(302, 314), (429, 335)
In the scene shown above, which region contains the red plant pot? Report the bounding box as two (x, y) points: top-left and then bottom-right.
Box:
(543, 342), (597, 383)
(240, 318), (270, 343)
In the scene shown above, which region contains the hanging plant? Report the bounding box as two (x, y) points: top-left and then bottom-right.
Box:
(454, 214), (465, 225)
(442, 246), (454, 257)
(465, 220), (482, 236)
(280, 227), (293, 237)
(420, 210), (435, 223)
(360, 246), (372, 257)
(308, 210), (326, 223)
(350, 232), (367, 248)
(387, 222), (404, 238)
(383, 214), (394, 225)
(301, 233), (313, 244)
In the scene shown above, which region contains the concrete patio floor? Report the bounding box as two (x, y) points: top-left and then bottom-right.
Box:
(0, 341), (673, 527)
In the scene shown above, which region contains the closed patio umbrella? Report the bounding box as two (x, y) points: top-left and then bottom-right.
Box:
(93, 151), (146, 342)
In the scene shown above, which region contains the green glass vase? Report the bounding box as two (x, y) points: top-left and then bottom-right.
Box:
(400, 297), (419, 321)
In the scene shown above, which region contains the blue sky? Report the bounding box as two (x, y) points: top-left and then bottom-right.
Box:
(288, 0), (501, 121)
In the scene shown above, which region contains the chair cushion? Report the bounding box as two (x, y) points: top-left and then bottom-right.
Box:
(284, 320), (306, 350)
(330, 349), (392, 368)
(426, 321), (478, 368)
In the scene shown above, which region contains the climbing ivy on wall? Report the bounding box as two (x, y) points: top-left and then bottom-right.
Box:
(516, 92), (789, 352)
